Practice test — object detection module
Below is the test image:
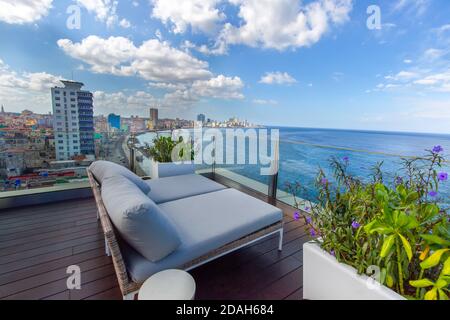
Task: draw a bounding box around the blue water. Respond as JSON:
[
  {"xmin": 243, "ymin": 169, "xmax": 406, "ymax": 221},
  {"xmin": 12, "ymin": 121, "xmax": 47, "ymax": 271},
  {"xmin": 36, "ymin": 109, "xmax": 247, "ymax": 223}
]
[{"xmin": 138, "ymin": 127, "xmax": 450, "ymax": 204}]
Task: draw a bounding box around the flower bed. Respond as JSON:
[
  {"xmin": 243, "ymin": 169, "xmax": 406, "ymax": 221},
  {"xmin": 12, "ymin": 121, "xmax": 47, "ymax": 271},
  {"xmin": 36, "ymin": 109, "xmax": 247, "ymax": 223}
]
[{"xmin": 288, "ymin": 146, "xmax": 449, "ymax": 300}]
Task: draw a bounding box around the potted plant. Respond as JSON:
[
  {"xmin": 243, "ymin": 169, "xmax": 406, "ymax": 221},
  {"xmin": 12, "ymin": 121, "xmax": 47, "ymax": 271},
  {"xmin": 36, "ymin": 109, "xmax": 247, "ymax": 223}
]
[
  {"xmin": 288, "ymin": 146, "xmax": 449, "ymax": 300},
  {"xmin": 146, "ymin": 136, "xmax": 195, "ymax": 179}
]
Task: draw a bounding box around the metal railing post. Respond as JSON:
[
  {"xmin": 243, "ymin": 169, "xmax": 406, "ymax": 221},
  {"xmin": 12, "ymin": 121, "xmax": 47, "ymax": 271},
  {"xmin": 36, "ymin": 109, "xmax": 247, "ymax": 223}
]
[{"xmin": 268, "ymin": 138, "xmax": 279, "ymax": 203}]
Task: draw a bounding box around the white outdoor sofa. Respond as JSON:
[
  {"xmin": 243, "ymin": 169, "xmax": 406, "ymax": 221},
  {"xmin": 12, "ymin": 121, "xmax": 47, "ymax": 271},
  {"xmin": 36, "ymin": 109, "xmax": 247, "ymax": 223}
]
[{"xmin": 87, "ymin": 161, "xmax": 284, "ymax": 300}]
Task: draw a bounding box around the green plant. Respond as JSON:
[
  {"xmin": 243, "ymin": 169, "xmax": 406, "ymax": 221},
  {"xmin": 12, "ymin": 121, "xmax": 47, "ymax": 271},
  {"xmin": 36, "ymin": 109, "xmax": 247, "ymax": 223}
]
[
  {"xmin": 146, "ymin": 136, "xmax": 194, "ymax": 163},
  {"xmin": 289, "ymin": 147, "xmax": 449, "ymax": 300}
]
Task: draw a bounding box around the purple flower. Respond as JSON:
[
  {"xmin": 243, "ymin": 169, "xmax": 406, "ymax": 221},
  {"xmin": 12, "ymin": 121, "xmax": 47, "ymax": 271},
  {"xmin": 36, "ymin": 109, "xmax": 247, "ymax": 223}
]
[
  {"xmin": 305, "ymin": 216, "xmax": 312, "ymax": 224},
  {"xmin": 310, "ymin": 229, "xmax": 316, "ymax": 237},
  {"xmin": 343, "ymin": 156, "xmax": 349, "ymax": 163},
  {"xmin": 395, "ymin": 176, "xmax": 403, "ymax": 185},
  {"xmin": 438, "ymin": 172, "xmax": 448, "ymax": 182},
  {"xmin": 330, "ymin": 250, "xmax": 336, "ymax": 257},
  {"xmin": 320, "ymin": 178, "xmax": 328, "ymax": 186},
  {"xmin": 293, "ymin": 211, "xmax": 301, "ymax": 221},
  {"xmin": 304, "ymin": 206, "xmax": 311, "ymax": 212},
  {"xmin": 428, "ymin": 190, "xmax": 438, "ymax": 198},
  {"xmin": 432, "ymin": 145, "xmax": 444, "ymax": 153},
  {"xmin": 351, "ymin": 221, "xmax": 361, "ymax": 229}
]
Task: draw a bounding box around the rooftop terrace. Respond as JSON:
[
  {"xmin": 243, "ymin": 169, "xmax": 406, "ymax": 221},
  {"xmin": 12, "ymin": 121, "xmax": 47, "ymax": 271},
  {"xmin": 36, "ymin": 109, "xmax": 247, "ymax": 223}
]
[{"xmin": 0, "ymin": 174, "xmax": 308, "ymax": 300}]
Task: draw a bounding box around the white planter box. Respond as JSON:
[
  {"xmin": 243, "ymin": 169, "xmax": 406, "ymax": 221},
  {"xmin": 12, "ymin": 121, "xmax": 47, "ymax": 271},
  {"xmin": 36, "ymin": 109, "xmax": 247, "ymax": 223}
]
[
  {"xmin": 303, "ymin": 241, "xmax": 405, "ymax": 300},
  {"xmin": 150, "ymin": 160, "xmax": 195, "ymax": 179}
]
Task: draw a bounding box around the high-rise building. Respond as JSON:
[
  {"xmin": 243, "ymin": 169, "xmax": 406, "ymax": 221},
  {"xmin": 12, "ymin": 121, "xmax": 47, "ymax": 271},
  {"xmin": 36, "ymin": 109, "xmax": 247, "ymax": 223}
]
[
  {"xmin": 107, "ymin": 113, "xmax": 121, "ymax": 130},
  {"xmin": 150, "ymin": 108, "xmax": 158, "ymax": 128},
  {"xmin": 197, "ymin": 114, "xmax": 206, "ymax": 123},
  {"xmin": 51, "ymin": 81, "xmax": 95, "ymax": 161}
]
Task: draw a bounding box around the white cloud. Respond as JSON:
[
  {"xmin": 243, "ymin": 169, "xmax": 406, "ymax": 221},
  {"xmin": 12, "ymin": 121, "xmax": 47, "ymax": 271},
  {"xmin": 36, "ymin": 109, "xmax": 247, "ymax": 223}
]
[
  {"xmin": 217, "ymin": 0, "xmax": 352, "ymax": 51},
  {"xmin": 259, "ymin": 72, "xmax": 297, "ymax": 85},
  {"xmin": 403, "ymin": 59, "xmax": 413, "ymax": 64},
  {"xmin": 414, "ymin": 70, "xmax": 450, "ymax": 92},
  {"xmin": 0, "ymin": 59, "xmax": 63, "ymax": 113},
  {"xmin": 154, "ymin": 0, "xmax": 353, "ymax": 54},
  {"xmin": 162, "ymin": 75, "xmax": 245, "ymax": 106},
  {"xmin": 148, "ymin": 82, "xmax": 187, "ymax": 91},
  {"xmin": 132, "ymin": 1, "xmax": 139, "ymax": 7},
  {"xmin": 0, "ymin": 60, "xmax": 62, "ymax": 91},
  {"xmin": 385, "ymin": 71, "xmax": 418, "ymax": 81},
  {"xmin": 423, "ymin": 48, "xmax": 446, "ymax": 61},
  {"xmin": 94, "ymin": 90, "xmax": 158, "ymax": 116},
  {"xmin": 57, "ymin": 35, "xmax": 244, "ymax": 108},
  {"xmin": 191, "ymin": 75, "xmax": 244, "ymax": 99},
  {"xmin": 119, "ymin": 18, "xmax": 131, "ymax": 28},
  {"xmin": 57, "ymin": 36, "xmax": 212, "ymax": 83},
  {"xmin": 252, "ymin": 99, "xmax": 278, "ymax": 105},
  {"xmin": 77, "ymin": 0, "xmax": 129, "ymax": 28},
  {"xmin": 151, "ymin": 0, "xmax": 225, "ymax": 34},
  {"xmin": 181, "ymin": 40, "xmax": 227, "ymax": 56},
  {"xmin": 392, "ymin": 0, "xmax": 430, "ymax": 16},
  {"xmin": 0, "ymin": 0, "xmax": 53, "ymax": 24}
]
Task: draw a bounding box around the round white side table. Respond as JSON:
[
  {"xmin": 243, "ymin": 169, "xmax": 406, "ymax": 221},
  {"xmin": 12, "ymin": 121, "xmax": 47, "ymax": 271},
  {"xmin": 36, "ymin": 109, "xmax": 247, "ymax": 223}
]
[{"xmin": 138, "ymin": 269, "xmax": 196, "ymax": 300}]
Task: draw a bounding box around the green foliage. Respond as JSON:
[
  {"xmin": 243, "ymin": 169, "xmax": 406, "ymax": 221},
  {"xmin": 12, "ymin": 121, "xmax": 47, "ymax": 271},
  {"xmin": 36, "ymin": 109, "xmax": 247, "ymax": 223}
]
[
  {"xmin": 289, "ymin": 150, "xmax": 449, "ymax": 299},
  {"xmin": 146, "ymin": 136, "xmax": 194, "ymax": 163}
]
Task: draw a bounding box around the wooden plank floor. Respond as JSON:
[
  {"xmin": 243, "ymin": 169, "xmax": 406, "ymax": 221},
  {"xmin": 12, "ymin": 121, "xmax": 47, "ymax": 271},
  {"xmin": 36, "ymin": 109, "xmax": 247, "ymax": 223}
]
[{"xmin": 0, "ymin": 175, "xmax": 309, "ymax": 300}]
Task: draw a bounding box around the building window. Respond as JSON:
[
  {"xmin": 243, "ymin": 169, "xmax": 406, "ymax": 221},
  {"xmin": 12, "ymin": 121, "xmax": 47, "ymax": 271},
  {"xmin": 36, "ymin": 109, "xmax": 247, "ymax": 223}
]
[
  {"xmin": 55, "ymin": 90, "xmax": 60, "ymax": 94},
  {"xmin": 58, "ymin": 140, "xmax": 64, "ymax": 143},
  {"xmin": 55, "ymin": 97, "xmax": 60, "ymax": 100},
  {"xmin": 59, "ymin": 147, "xmax": 64, "ymax": 150},
  {"xmin": 70, "ymin": 92, "xmax": 75, "ymax": 95}
]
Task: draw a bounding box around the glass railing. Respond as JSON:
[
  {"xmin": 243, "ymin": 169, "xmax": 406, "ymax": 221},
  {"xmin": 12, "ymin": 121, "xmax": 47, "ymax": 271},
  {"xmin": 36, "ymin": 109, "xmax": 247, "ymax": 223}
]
[
  {"xmin": 0, "ymin": 131, "xmax": 131, "ymax": 197},
  {"xmin": 6, "ymin": 125, "xmax": 447, "ymax": 211},
  {"xmin": 134, "ymin": 127, "xmax": 450, "ymax": 208}
]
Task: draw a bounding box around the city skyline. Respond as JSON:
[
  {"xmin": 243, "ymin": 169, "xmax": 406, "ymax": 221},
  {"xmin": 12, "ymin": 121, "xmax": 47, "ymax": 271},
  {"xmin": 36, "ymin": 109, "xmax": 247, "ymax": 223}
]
[{"xmin": 0, "ymin": 1, "xmax": 449, "ymax": 134}]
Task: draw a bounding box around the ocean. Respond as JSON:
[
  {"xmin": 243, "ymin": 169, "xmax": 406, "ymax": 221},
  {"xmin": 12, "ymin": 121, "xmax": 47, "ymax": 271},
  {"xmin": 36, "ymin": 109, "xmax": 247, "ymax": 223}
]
[{"xmin": 137, "ymin": 127, "xmax": 450, "ymax": 204}]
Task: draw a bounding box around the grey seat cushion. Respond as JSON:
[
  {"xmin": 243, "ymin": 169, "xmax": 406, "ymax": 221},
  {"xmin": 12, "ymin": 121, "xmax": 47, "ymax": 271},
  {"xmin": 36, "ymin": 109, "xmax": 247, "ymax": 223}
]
[
  {"xmin": 146, "ymin": 174, "xmax": 227, "ymax": 204},
  {"xmin": 120, "ymin": 188, "xmax": 283, "ymax": 282},
  {"xmin": 101, "ymin": 175, "xmax": 180, "ymax": 262},
  {"xmin": 90, "ymin": 160, "xmax": 150, "ymax": 194}
]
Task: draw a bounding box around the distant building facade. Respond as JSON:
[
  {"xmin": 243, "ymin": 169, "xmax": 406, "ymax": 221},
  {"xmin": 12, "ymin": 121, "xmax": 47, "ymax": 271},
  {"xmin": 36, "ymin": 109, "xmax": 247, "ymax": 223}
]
[
  {"xmin": 51, "ymin": 81, "xmax": 95, "ymax": 161},
  {"xmin": 197, "ymin": 113, "xmax": 206, "ymax": 123},
  {"xmin": 107, "ymin": 113, "xmax": 121, "ymax": 130},
  {"xmin": 150, "ymin": 108, "xmax": 159, "ymax": 128}
]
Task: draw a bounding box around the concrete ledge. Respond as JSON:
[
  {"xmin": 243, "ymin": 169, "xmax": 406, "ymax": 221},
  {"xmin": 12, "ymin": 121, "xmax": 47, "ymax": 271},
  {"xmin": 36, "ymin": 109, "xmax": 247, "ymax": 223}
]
[{"xmin": 0, "ymin": 185, "xmax": 93, "ymax": 210}]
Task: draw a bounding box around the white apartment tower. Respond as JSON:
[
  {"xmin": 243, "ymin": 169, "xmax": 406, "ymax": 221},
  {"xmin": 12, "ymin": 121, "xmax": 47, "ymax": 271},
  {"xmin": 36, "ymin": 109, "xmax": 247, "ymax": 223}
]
[{"xmin": 51, "ymin": 81, "xmax": 95, "ymax": 161}]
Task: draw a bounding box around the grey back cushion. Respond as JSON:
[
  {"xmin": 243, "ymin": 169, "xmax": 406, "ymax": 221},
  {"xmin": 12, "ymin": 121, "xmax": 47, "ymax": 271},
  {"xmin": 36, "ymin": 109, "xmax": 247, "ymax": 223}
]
[
  {"xmin": 101, "ymin": 175, "xmax": 181, "ymax": 262},
  {"xmin": 89, "ymin": 160, "xmax": 150, "ymax": 194}
]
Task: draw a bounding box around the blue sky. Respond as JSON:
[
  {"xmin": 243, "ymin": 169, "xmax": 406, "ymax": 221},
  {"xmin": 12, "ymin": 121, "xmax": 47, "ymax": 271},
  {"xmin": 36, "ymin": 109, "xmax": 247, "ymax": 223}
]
[{"xmin": 0, "ymin": 0, "xmax": 449, "ymax": 133}]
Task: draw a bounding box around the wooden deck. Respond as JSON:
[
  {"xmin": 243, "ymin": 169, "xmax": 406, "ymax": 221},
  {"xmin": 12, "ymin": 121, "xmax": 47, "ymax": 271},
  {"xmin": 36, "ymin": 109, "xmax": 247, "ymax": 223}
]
[{"xmin": 0, "ymin": 175, "xmax": 309, "ymax": 300}]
